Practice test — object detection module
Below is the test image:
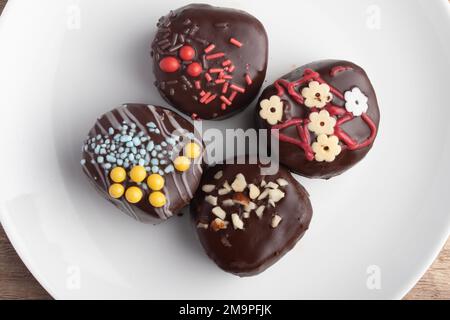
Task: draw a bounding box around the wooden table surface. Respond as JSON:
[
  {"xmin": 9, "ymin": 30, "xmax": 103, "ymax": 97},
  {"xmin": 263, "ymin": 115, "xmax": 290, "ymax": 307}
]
[{"xmin": 0, "ymin": 0, "xmax": 449, "ymax": 300}]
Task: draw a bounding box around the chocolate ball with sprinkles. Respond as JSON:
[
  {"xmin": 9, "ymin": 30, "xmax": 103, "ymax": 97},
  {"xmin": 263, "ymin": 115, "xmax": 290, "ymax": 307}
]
[
  {"xmin": 81, "ymin": 104, "xmax": 204, "ymax": 224},
  {"xmin": 190, "ymin": 158, "xmax": 313, "ymax": 276},
  {"xmin": 151, "ymin": 4, "xmax": 268, "ymax": 120},
  {"xmin": 256, "ymin": 60, "xmax": 380, "ymax": 179}
]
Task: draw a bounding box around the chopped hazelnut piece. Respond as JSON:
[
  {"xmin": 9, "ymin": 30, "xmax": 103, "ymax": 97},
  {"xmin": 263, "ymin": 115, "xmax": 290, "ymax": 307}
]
[
  {"xmin": 271, "ymin": 215, "xmax": 282, "ymax": 228},
  {"xmin": 232, "ymin": 192, "xmax": 250, "ymax": 206},
  {"xmin": 269, "ymin": 189, "xmax": 285, "ymax": 203},
  {"xmin": 231, "ymin": 213, "xmax": 244, "ymax": 230},
  {"xmin": 214, "ymin": 170, "xmax": 223, "ymax": 180},
  {"xmin": 266, "ymin": 182, "xmax": 279, "ymax": 189},
  {"xmin": 212, "ymin": 206, "xmax": 227, "ymax": 220},
  {"xmin": 211, "ymin": 218, "xmax": 229, "ymax": 231},
  {"xmin": 255, "ymin": 206, "xmax": 265, "ymax": 219},
  {"xmin": 276, "ymin": 178, "xmax": 289, "ymax": 187},
  {"xmin": 243, "ymin": 211, "xmax": 250, "ymax": 219},
  {"xmin": 231, "ymin": 173, "xmax": 247, "ymax": 192},
  {"xmin": 205, "ymin": 195, "xmax": 218, "ymax": 206},
  {"xmin": 202, "ymin": 185, "xmax": 216, "ymax": 193},
  {"xmin": 222, "ymin": 199, "xmax": 235, "ymax": 207},
  {"xmin": 260, "ymin": 180, "xmax": 267, "ymax": 187},
  {"xmin": 258, "ymin": 189, "xmax": 270, "ymax": 200},
  {"xmin": 197, "ymin": 222, "xmax": 209, "ymax": 229},
  {"xmin": 249, "ymin": 184, "xmax": 260, "ymax": 200}
]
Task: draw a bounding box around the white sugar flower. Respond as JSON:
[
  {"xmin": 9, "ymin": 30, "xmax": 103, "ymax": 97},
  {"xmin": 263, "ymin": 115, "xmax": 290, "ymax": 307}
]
[
  {"xmin": 259, "ymin": 95, "xmax": 283, "ymax": 125},
  {"xmin": 301, "ymin": 81, "xmax": 332, "ymax": 109},
  {"xmin": 312, "ymin": 134, "xmax": 342, "ymax": 162},
  {"xmin": 308, "ymin": 110, "xmax": 336, "ymax": 135},
  {"xmin": 344, "ymin": 87, "xmax": 369, "ymax": 116}
]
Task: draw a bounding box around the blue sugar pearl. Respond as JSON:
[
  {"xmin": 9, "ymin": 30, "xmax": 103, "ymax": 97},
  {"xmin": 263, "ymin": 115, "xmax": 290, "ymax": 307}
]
[
  {"xmin": 120, "ymin": 153, "xmax": 127, "ymax": 160},
  {"xmin": 151, "ymin": 150, "xmax": 157, "ymax": 157},
  {"xmin": 126, "ymin": 141, "xmax": 134, "ymax": 148},
  {"xmin": 145, "ymin": 154, "xmax": 151, "ymax": 162},
  {"xmin": 125, "ymin": 148, "xmax": 130, "ymax": 153},
  {"xmin": 90, "ymin": 143, "xmax": 96, "ymax": 149},
  {"xmin": 146, "ymin": 141, "xmax": 154, "ymax": 152},
  {"xmin": 117, "ymin": 159, "xmax": 123, "ymax": 166},
  {"xmin": 105, "ymin": 139, "xmax": 110, "ymax": 144},
  {"xmin": 131, "ymin": 147, "xmax": 137, "ymax": 154},
  {"xmin": 145, "ymin": 167, "xmax": 151, "ymax": 172},
  {"xmin": 108, "ymin": 128, "xmax": 114, "ymax": 135},
  {"xmin": 131, "ymin": 123, "xmax": 136, "ymax": 129},
  {"xmin": 155, "ymin": 129, "xmax": 160, "ymax": 135},
  {"xmin": 157, "ymin": 153, "xmax": 164, "ymax": 159},
  {"xmin": 155, "ymin": 145, "xmax": 162, "ymax": 151},
  {"xmin": 94, "ymin": 145, "xmax": 101, "ymax": 154},
  {"xmin": 151, "ymin": 159, "xmax": 159, "ymax": 165},
  {"xmin": 104, "ymin": 163, "xmax": 112, "ymax": 170},
  {"xmin": 158, "ymin": 170, "xmax": 164, "ymax": 176},
  {"xmin": 151, "ymin": 166, "xmax": 159, "ymax": 173},
  {"xmin": 132, "ymin": 137, "xmax": 141, "ymax": 146},
  {"xmin": 106, "ymin": 155, "xmax": 116, "ymax": 163},
  {"xmin": 162, "ymin": 150, "xmax": 168, "ymax": 155},
  {"xmin": 128, "ymin": 154, "xmax": 135, "ymax": 161},
  {"xmin": 97, "ymin": 156, "xmax": 104, "ymax": 164},
  {"xmin": 80, "ymin": 159, "xmax": 86, "ymax": 165},
  {"xmin": 138, "ymin": 132, "xmax": 144, "ymax": 137},
  {"xmin": 139, "ymin": 149, "xmax": 146, "ymax": 156},
  {"xmin": 136, "ymin": 155, "xmax": 141, "ymax": 160},
  {"xmin": 161, "ymin": 142, "xmax": 168, "ymax": 147},
  {"xmin": 166, "ymin": 138, "xmax": 176, "ymax": 145},
  {"xmin": 160, "ymin": 160, "xmax": 167, "ymax": 165},
  {"xmin": 100, "ymin": 148, "xmax": 107, "ymax": 155},
  {"xmin": 91, "ymin": 159, "xmax": 96, "ymax": 164},
  {"xmin": 138, "ymin": 159, "xmax": 145, "ymax": 166},
  {"xmin": 110, "ymin": 145, "xmax": 116, "ymax": 151},
  {"xmin": 164, "ymin": 165, "xmax": 174, "ymax": 173},
  {"xmin": 96, "ymin": 134, "xmax": 102, "ymax": 140},
  {"xmin": 122, "ymin": 125, "xmax": 128, "ymax": 130},
  {"xmin": 118, "ymin": 147, "xmax": 124, "ymax": 153},
  {"xmin": 120, "ymin": 135, "xmax": 132, "ymax": 143},
  {"xmin": 147, "ymin": 122, "xmax": 157, "ymax": 128}
]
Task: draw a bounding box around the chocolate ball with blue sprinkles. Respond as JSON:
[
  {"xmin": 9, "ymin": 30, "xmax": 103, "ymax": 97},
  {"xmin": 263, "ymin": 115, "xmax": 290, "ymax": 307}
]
[{"xmin": 81, "ymin": 104, "xmax": 204, "ymax": 224}]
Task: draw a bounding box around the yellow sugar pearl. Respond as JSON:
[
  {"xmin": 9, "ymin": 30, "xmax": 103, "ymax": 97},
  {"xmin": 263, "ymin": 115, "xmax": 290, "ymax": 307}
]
[
  {"xmin": 149, "ymin": 191, "xmax": 167, "ymax": 208},
  {"xmin": 125, "ymin": 186, "xmax": 143, "ymax": 204},
  {"xmin": 109, "ymin": 183, "xmax": 125, "ymax": 199},
  {"xmin": 174, "ymin": 156, "xmax": 191, "ymax": 172},
  {"xmin": 147, "ymin": 174, "xmax": 165, "ymax": 191},
  {"xmin": 129, "ymin": 166, "xmax": 147, "ymax": 183},
  {"xmin": 185, "ymin": 142, "xmax": 201, "ymax": 159},
  {"xmin": 110, "ymin": 167, "xmax": 126, "ymax": 183}
]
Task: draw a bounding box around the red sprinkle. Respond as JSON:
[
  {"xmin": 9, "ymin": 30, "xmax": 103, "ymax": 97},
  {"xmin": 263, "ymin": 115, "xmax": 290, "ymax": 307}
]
[
  {"xmin": 222, "ymin": 82, "xmax": 229, "ymax": 94},
  {"xmin": 228, "ymin": 65, "xmax": 236, "ymax": 73},
  {"xmin": 195, "ymin": 81, "xmax": 201, "ymax": 90},
  {"xmin": 223, "ymin": 75, "xmax": 233, "ymax": 80},
  {"xmin": 204, "ymin": 44, "xmax": 216, "ymax": 53},
  {"xmin": 200, "ymin": 92, "xmax": 212, "ymax": 104},
  {"xmin": 221, "ymin": 103, "xmax": 227, "ymax": 110},
  {"xmin": 209, "ymin": 68, "xmax": 223, "ymax": 74},
  {"xmin": 215, "ymin": 79, "xmax": 226, "ymax": 84},
  {"xmin": 245, "ymin": 74, "xmax": 253, "ymax": 85},
  {"xmin": 220, "ymin": 95, "xmax": 232, "ymax": 106},
  {"xmin": 230, "ymin": 38, "xmax": 243, "ymax": 48},
  {"xmin": 222, "ymin": 60, "xmax": 232, "ymax": 67},
  {"xmin": 200, "ymin": 91, "xmax": 206, "ymax": 97},
  {"xmin": 206, "ymin": 52, "xmax": 225, "ymax": 60},
  {"xmin": 230, "ymin": 84, "xmax": 245, "ymax": 93},
  {"xmin": 205, "ymin": 73, "xmax": 212, "ymax": 82},
  {"xmin": 204, "ymin": 94, "xmax": 217, "ymax": 104},
  {"xmin": 229, "ymin": 91, "xmax": 237, "ymax": 102}
]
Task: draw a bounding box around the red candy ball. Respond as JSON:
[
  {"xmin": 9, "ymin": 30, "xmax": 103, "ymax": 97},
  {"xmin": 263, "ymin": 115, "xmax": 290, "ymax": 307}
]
[
  {"xmin": 159, "ymin": 57, "xmax": 180, "ymax": 73},
  {"xmin": 179, "ymin": 45, "xmax": 196, "ymax": 61},
  {"xmin": 187, "ymin": 62, "xmax": 203, "ymax": 77}
]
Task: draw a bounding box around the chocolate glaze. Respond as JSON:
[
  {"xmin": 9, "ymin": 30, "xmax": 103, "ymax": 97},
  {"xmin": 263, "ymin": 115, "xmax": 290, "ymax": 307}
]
[
  {"xmin": 81, "ymin": 104, "xmax": 203, "ymax": 224},
  {"xmin": 151, "ymin": 4, "xmax": 268, "ymax": 120},
  {"xmin": 256, "ymin": 60, "xmax": 380, "ymax": 179},
  {"xmin": 190, "ymin": 159, "xmax": 313, "ymax": 276}
]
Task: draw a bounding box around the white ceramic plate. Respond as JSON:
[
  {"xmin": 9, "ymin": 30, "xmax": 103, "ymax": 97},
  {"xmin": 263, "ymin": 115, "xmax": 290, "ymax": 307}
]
[{"xmin": 0, "ymin": 0, "xmax": 449, "ymax": 300}]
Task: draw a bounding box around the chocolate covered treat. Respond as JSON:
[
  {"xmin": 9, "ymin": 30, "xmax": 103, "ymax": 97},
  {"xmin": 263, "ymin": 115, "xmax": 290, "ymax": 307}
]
[
  {"xmin": 256, "ymin": 60, "xmax": 380, "ymax": 179},
  {"xmin": 151, "ymin": 4, "xmax": 268, "ymax": 120},
  {"xmin": 81, "ymin": 104, "xmax": 203, "ymax": 224},
  {"xmin": 191, "ymin": 160, "xmax": 313, "ymax": 276}
]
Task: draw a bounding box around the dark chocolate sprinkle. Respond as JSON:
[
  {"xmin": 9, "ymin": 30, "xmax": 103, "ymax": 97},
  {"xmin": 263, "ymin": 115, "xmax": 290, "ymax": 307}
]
[
  {"xmin": 158, "ymin": 39, "xmax": 170, "ymax": 46},
  {"xmin": 202, "ymin": 55, "xmax": 208, "ymax": 69},
  {"xmin": 194, "ymin": 38, "xmax": 208, "ymax": 45},
  {"xmin": 214, "ymin": 22, "xmax": 229, "ymax": 28},
  {"xmin": 160, "ymin": 43, "xmax": 171, "ymax": 50},
  {"xmin": 182, "ymin": 85, "xmax": 188, "ymax": 91},
  {"xmin": 183, "ymin": 28, "xmax": 190, "ymax": 35},
  {"xmin": 160, "ymin": 82, "xmax": 166, "ymax": 90},
  {"xmin": 179, "ymin": 34, "xmax": 185, "ymax": 43},
  {"xmin": 159, "ymin": 27, "xmax": 170, "ymax": 33},
  {"xmin": 181, "ymin": 76, "xmax": 193, "ymax": 88},
  {"xmin": 161, "ymin": 32, "xmax": 171, "ymax": 39},
  {"xmin": 169, "ymin": 43, "xmax": 184, "ymax": 52},
  {"xmin": 171, "ymin": 33, "xmax": 179, "ymax": 46},
  {"xmin": 183, "ymin": 19, "xmax": 192, "ymax": 26},
  {"xmin": 163, "ymin": 20, "xmax": 171, "ymax": 28},
  {"xmin": 182, "ymin": 60, "xmax": 193, "ymax": 65},
  {"xmin": 189, "ymin": 25, "xmax": 200, "ymax": 36},
  {"xmin": 167, "ymin": 80, "xmax": 179, "ymax": 85},
  {"xmin": 169, "ymin": 88, "xmax": 175, "ymax": 96}
]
